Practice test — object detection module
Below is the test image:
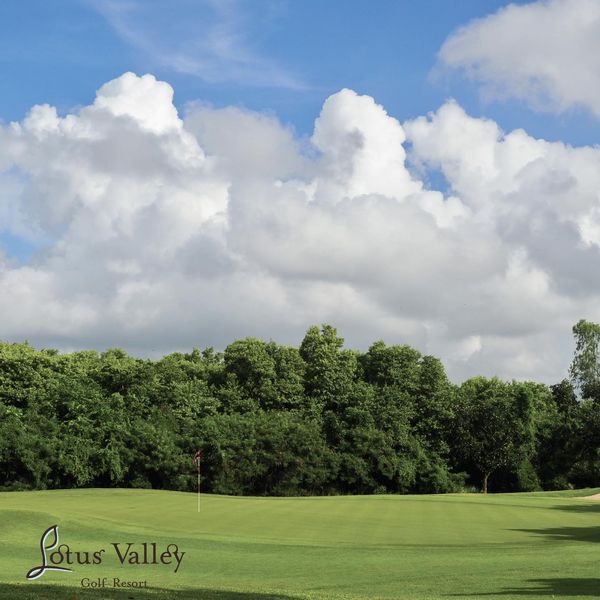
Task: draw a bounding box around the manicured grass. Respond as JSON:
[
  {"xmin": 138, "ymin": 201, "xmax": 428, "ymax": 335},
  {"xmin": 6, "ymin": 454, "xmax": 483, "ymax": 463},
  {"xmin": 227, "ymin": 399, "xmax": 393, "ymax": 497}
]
[{"xmin": 2, "ymin": 488, "xmax": 600, "ymax": 599}]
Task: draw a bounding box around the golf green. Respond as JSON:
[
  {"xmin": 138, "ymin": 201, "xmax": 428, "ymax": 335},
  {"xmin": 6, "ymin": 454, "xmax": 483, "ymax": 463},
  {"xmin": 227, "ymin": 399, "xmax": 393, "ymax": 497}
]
[{"xmin": 2, "ymin": 488, "xmax": 600, "ymax": 599}]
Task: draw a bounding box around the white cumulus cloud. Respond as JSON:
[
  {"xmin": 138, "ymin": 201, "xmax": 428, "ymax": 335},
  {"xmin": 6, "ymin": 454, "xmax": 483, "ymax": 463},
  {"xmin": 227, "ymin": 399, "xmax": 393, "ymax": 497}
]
[
  {"xmin": 1, "ymin": 72, "xmax": 599, "ymax": 382},
  {"xmin": 439, "ymin": 0, "xmax": 600, "ymax": 117}
]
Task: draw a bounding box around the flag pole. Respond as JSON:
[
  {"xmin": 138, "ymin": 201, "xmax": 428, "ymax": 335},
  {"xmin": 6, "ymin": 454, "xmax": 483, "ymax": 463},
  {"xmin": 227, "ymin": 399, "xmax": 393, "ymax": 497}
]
[{"xmin": 194, "ymin": 450, "xmax": 201, "ymax": 513}]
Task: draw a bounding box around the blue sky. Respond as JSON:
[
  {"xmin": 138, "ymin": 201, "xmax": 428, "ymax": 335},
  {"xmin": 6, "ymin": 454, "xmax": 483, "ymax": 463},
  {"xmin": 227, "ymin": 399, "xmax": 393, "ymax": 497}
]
[{"xmin": 1, "ymin": 0, "xmax": 599, "ymax": 146}]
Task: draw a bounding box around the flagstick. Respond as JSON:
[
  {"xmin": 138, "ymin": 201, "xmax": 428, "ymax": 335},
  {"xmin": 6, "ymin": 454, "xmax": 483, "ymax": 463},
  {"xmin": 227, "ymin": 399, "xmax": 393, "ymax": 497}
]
[{"xmin": 197, "ymin": 457, "xmax": 200, "ymax": 513}]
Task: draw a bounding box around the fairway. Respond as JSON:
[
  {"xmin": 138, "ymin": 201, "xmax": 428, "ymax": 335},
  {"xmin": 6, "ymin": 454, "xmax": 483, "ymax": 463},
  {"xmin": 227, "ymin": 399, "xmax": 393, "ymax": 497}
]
[{"xmin": 2, "ymin": 489, "xmax": 600, "ymax": 599}]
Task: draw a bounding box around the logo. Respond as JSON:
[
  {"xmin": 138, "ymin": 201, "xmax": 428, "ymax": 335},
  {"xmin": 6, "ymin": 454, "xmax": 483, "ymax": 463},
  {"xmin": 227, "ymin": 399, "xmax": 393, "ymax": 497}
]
[
  {"xmin": 26, "ymin": 525, "xmax": 73, "ymax": 580},
  {"xmin": 26, "ymin": 525, "xmax": 186, "ymax": 581}
]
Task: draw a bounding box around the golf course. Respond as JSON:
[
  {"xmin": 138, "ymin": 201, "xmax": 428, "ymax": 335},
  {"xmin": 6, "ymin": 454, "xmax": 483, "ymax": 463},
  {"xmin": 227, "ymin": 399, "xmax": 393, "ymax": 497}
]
[{"xmin": 3, "ymin": 488, "xmax": 600, "ymax": 599}]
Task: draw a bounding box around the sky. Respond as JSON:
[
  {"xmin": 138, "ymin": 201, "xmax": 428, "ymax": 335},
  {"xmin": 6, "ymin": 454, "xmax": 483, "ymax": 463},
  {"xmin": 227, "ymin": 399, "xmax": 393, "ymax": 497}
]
[{"xmin": 1, "ymin": 0, "xmax": 600, "ymax": 382}]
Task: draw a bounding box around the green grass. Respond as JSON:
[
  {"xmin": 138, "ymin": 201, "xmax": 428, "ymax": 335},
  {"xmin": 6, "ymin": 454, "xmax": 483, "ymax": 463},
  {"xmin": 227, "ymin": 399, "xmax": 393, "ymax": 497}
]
[{"xmin": 2, "ymin": 487, "xmax": 600, "ymax": 599}]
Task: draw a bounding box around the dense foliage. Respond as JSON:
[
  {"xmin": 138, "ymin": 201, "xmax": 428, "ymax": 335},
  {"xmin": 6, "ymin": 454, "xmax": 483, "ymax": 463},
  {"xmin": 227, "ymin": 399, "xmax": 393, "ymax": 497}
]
[{"xmin": 1, "ymin": 323, "xmax": 599, "ymax": 495}]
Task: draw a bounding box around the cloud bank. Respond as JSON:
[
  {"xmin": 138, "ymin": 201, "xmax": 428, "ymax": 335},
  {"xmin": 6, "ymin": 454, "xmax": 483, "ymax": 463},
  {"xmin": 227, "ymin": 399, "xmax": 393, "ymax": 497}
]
[
  {"xmin": 1, "ymin": 72, "xmax": 599, "ymax": 382},
  {"xmin": 439, "ymin": 0, "xmax": 600, "ymax": 117}
]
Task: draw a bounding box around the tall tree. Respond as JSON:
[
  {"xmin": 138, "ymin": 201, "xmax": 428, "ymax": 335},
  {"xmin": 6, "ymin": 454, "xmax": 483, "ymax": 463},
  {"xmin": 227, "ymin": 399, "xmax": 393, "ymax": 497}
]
[{"xmin": 570, "ymin": 319, "xmax": 600, "ymax": 400}]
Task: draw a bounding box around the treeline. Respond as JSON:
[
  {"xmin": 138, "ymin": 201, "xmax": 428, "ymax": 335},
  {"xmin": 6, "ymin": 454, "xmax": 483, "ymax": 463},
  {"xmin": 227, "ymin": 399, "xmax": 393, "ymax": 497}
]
[{"xmin": 2, "ymin": 323, "xmax": 600, "ymax": 496}]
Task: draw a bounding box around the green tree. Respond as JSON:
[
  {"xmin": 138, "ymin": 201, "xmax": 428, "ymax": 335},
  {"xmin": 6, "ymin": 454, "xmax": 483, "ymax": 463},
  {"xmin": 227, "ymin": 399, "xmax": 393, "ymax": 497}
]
[
  {"xmin": 535, "ymin": 380, "xmax": 579, "ymax": 489},
  {"xmin": 299, "ymin": 325, "xmax": 357, "ymax": 411},
  {"xmin": 453, "ymin": 378, "xmax": 536, "ymax": 493},
  {"xmin": 224, "ymin": 338, "xmax": 278, "ymax": 409},
  {"xmin": 570, "ymin": 319, "xmax": 600, "ymax": 400},
  {"xmin": 361, "ymin": 341, "xmax": 421, "ymax": 394}
]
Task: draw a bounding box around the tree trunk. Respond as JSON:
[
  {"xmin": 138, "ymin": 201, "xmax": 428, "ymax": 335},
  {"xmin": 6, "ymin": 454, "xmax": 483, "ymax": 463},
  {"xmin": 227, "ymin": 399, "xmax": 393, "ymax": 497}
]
[{"xmin": 483, "ymin": 473, "xmax": 489, "ymax": 494}]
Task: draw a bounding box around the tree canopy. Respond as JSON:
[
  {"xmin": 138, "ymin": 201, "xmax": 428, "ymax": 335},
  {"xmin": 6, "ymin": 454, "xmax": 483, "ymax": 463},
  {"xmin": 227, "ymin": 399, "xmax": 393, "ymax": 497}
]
[{"xmin": 0, "ymin": 322, "xmax": 598, "ymax": 495}]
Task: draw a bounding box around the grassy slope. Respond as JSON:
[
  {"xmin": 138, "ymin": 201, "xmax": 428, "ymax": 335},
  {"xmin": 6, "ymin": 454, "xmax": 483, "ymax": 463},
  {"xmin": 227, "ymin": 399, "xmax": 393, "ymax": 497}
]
[{"xmin": 2, "ymin": 488, "xmax": 600, "ymax": 599}]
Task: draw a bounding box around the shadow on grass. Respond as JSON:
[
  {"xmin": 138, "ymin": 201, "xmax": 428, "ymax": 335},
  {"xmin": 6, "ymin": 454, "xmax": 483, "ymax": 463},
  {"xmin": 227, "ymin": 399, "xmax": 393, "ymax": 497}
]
[
  {"xmin": 510, "ymin": 525, "xmax": 600, "ymax": 543},
  {"xmin": 0, "ymin": 583, "xmax": 302, "ymax": 600},
  {"xmin": 450, "ymin": 578, "xmax": 600, "ymax": 596},
  {"xmin": 551, "ymin": 501, "xmax": 600, "ymax": 514}
]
